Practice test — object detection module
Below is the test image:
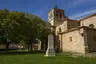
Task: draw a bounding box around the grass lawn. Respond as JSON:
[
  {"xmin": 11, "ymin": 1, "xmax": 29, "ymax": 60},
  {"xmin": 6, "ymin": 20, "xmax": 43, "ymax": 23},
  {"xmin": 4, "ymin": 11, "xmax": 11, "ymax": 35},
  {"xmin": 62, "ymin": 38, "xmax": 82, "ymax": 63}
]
[{"xmin": 0, "ymin": 52, "xmax": 96, "ymax": 64}]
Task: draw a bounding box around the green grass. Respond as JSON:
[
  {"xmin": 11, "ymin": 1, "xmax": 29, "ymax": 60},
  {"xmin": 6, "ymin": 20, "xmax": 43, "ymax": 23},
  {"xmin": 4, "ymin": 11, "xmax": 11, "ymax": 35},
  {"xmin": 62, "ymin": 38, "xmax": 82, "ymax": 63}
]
[{"xmin": 0, "ymin": 52, "xmax": 96, "ymax": 64}]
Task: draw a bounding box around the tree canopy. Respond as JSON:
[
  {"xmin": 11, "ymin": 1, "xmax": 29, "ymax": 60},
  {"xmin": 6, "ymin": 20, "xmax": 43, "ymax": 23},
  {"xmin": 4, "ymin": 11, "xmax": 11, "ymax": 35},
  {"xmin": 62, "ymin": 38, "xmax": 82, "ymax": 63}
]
[{"xmin": 0, "ymin": 9, "xmax": 50, "ymax": 51}]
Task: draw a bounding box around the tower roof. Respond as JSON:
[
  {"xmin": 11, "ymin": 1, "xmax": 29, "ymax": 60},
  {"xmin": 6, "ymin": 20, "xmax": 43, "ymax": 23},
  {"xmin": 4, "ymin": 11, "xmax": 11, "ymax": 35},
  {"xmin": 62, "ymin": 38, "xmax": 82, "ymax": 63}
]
[{"xmin": 48, "ymin": 7, "xmax": 64, "ymax": 13}]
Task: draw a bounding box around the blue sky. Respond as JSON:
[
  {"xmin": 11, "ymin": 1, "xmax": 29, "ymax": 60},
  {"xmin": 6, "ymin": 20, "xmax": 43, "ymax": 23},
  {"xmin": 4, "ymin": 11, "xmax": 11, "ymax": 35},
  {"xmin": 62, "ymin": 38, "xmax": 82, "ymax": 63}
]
[{"xmin": 0, "ymin": 0, "xmax": 96, "ymax": 21}]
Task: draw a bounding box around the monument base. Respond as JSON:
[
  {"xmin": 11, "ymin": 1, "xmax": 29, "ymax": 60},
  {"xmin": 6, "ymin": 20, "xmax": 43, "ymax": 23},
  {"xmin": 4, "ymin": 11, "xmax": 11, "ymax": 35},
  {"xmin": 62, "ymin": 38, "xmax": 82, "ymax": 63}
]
[{"xmin": 45, "ymin": 48, "xmax": 55, "ymax": 56}]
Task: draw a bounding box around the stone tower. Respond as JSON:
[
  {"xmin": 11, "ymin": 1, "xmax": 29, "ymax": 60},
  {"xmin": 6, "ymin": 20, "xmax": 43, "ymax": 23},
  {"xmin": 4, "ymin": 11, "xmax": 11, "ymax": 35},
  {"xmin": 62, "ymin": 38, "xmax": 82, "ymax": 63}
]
[
  {"xmin": 48, "ymin": 7, "xmax": 67, "ymax": 52},
  {"xmin": 48, "ymin": 7, "xmax": 66, "ymax": 26}
]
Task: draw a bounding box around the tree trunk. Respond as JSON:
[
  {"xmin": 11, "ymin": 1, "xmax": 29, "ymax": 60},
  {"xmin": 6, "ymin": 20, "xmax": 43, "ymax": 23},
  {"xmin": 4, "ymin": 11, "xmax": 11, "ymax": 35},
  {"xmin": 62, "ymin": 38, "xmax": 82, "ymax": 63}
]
[
  {"xmin": 28, "ymin": 43, "xmax": 30, "ymax": 51},
  {"xmin": 5, "ymin": 43, "xmax": 10, "ymax": 52},
  {"xmin": 30, "ymin": 43, "xmax": 32, "ymax": 51}
]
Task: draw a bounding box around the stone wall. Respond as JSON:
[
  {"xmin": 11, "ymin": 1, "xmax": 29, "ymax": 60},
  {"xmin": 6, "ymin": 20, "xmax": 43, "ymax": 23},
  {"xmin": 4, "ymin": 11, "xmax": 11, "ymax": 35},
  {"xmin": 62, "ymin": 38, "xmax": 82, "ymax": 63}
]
[
  {"xmin": 80, "ymin": 15, "xmax": 96, "ymax": 28},
  {"xmin": 61, "ymin": 28, "xmax": 85, "ymax": 53},
  {"xmin": 55, "ymin": 19, "xmax": 80, "ymax": 36},
  {"xmin": 48, "ymin": 9, "xmax": 54, "ymax": 26},
  {"xmin": 55, "ymin": 20, "xmax": 67, "ymax": 35},
  {"xmin": 85, "ymin": 28, "xmax": 96, "ymax": 52},
  {"xmin": 67, "ymin": 19, "xmax": 80, "ymax": 30},
  {"xmin": 48, "ymin": 8, "xmax": 66, "ymax": 26}
]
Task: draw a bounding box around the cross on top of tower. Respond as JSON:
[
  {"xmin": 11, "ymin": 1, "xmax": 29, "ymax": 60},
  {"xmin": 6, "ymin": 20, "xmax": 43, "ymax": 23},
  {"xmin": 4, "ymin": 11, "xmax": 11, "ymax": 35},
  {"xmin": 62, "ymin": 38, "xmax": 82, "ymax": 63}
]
[{"xmin": 53, "ymin": 5, "xmax": 58, "ymax": 9}]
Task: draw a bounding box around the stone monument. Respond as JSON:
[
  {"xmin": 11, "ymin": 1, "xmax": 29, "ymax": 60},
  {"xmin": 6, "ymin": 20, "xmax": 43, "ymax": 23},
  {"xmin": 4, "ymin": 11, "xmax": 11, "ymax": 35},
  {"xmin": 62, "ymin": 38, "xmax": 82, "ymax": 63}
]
[{"xmin": 45, "ymin": 26, "xmax": 55, "ymax": 56}]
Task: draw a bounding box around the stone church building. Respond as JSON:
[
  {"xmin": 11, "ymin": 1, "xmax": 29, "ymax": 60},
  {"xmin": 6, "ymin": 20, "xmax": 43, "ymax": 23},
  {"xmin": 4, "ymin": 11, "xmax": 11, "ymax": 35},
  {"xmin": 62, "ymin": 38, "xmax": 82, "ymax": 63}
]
[{"xmin": 48, "ymin": 7, "xmax": 96, "ymax": 54}]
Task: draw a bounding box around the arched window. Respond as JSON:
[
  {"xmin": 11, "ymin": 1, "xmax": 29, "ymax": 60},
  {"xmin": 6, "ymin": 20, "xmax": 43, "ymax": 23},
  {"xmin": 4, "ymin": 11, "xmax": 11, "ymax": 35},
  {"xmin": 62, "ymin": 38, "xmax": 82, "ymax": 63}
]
[
  {"xmin": 60, "ymin": 12, "xmax": 62, "ymax": 18},
  {"xmin": 60, "ymin": 14, "xmax": 61, "ymax": 18},
  {"xmin": 89, "ymin": 24, "xmax": 94, "ymax": 28},
  {"xmin": 56, "ymin": 14, "xmax": 58, "ymax": 17}
]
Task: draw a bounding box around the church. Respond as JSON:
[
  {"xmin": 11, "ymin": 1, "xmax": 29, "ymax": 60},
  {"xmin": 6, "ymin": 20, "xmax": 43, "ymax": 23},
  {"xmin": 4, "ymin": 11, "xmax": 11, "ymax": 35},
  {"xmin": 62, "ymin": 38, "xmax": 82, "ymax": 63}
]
[{"xmin": 48, "ymin": 7, "xmax": 96, "ymax": 54}]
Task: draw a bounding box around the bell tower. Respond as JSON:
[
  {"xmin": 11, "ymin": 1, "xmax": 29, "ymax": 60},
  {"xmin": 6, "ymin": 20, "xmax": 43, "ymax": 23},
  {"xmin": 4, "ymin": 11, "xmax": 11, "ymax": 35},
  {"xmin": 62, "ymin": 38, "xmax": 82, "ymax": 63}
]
[{"xmin": 48, "ymin": 7, "xmax": 66, "ymax": 26}]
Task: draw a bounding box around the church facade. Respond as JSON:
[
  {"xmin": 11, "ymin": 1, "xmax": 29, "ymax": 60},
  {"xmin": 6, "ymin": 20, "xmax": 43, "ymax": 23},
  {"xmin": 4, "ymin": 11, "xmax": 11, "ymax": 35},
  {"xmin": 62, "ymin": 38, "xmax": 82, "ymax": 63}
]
[{"xmin": 48, "ymin": 7, "xmax": 96, "ymax": 54}]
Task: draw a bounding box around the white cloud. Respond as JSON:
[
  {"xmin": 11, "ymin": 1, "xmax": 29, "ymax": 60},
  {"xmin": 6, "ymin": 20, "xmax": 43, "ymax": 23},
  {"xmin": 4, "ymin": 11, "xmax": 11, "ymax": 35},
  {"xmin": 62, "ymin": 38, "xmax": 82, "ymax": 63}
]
[
  {"xmin": 69, "ymin": 9, "xmax": 96, "ymax": 20},
  {"xmin": 65, "ymin": 0, "xmax": 88, "ymax": 8}
]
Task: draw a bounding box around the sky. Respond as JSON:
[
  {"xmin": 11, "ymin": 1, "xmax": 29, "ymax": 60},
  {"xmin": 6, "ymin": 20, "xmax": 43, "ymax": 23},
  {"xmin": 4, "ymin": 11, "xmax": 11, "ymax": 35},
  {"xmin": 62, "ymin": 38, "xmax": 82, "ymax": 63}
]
[{"xmin": 0, "ymin": 0, "xmax": 96, "ymax": 21}]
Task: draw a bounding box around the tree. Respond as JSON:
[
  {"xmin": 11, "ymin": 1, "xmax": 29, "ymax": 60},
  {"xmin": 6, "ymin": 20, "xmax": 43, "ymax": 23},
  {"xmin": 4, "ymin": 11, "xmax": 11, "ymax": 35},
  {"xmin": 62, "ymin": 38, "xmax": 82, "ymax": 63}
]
[
  {"xmin": 0, "ymin": 9, "xmax": 50, "ymax": 52},
  {"xmin": 0, "ymin": 10, "xmax": 30, "ymax": 52},
  {"xmin": 25, "ymin": 13, "xmax": 50, "ymax": 50}
]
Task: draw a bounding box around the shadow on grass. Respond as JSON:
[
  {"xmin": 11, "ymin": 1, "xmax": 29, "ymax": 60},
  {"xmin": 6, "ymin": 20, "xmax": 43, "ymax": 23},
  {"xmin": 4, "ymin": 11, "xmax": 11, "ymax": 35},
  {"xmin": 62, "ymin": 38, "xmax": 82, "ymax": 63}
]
[
  {"xmin": 44, "ymin": 57, "xmax": 56, "ymax": 59},
  {"xmin": 0, "ymin": 51, "xmax": 45, "ymax": 55}
]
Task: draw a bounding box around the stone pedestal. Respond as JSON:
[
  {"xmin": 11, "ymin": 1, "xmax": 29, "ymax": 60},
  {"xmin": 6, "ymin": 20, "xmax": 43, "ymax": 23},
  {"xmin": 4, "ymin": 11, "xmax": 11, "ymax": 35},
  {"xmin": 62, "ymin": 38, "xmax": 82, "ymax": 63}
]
[
  {"xmin": 45, "ymin": 49, "xmax": 55, "ymax": 56},
  {"xmin": 45, "ymin": 34, "xmax": 55, "ymax": 56}
]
